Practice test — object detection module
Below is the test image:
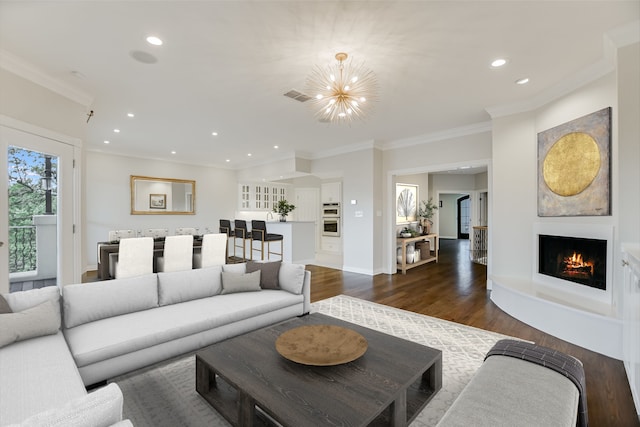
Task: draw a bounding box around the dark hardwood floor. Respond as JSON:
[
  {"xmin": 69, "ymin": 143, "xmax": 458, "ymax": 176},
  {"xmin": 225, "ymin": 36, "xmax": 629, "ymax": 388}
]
[{"xmin": 308, "ymin": 239, "xmax": 639, "ymax": 427}]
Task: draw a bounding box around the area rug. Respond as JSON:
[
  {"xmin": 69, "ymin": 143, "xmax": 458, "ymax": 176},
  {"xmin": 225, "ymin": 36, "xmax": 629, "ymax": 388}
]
[{"xmin": 110, "ymin": 295, "xmax": 516, "ymax": 426}]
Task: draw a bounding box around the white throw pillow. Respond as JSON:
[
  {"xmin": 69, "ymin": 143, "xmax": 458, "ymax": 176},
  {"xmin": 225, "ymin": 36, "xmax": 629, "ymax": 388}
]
[
  {"xmin": 63, "ymin": 274, "xmax": 158, "ymax": 329},
  {"xmin": 222, "ymin": 263, "xmax": 246, "ymax": 274},
  {"xmin": 0, "ymin": 300, "xmax": 60, "ymax": 348},
  {"xmin": 17, "ymin": 383, "xmax": 124, "ymax": 427},
  {"xmin": 279, "ymin": 263, "xmax": 306, "ymax": 295},
  {"xmin": 220, "ymin": 271, "xmax": 261, "ymax": 294},
  {"xmin": 157, "ymin": 265, "xmax": 222, "ymax": 306},
  {"xmin": 2, "ymin": 286, "xmax": 61, "ymax": 319}
]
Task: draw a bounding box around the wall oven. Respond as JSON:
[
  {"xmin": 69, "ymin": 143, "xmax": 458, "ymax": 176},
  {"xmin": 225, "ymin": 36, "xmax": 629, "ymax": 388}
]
[
  {"xmin": 322, "ymin": 203, "xmax": 340, "ymax": 218},
  {"xmin": 322, "ymin": 217, "xmax": 340, "ymax": 237}
]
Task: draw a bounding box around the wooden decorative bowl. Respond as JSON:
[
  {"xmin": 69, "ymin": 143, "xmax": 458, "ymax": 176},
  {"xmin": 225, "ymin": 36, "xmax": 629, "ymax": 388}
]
[{"xmin": 275, "ymin": 324, "xmax": 368, "ymax": 366}]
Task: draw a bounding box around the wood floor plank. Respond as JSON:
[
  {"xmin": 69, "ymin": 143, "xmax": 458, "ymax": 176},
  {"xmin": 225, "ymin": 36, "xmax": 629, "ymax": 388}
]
[{"xmin": 307, "ymin": 239, "xmax": 639, "ymax": 427}]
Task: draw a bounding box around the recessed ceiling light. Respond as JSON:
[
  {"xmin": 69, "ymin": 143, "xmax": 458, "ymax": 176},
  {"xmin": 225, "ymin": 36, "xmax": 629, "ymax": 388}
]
[
  {"xmin": 113, "ymin": 129, "xmax": 120, "ymax": 133},
  {"xmin": 171, "ymin": 151, "xmax": 176, "ymax": 154},
  {"xmin": 273, "ymin": 145, "xmax": 279, "ymax": 149},
  {"xmin": 491, "ymin": 58, "xmax": 507, "ymax": 68},
  {"xmin": 459, "ymin": 166, "xmax": 471, "ymax": 170},
  {"xmin": 146, "ymin": 36, "xmax": 163, "ymax": 46},
  {"xmin": 127, "ymin": 113, "xmax": 135, "ymax": 118},
  {"xmin": 515, "ymin": 77, "xmax": 530, "ymax": 85},
  {"xmin": 247, "ymin": 153, "xmax": 252, "ymax": 157},
  {"xmin": 103, "ymin": 140, "xmax": 110, "ymax": 144},
  {"xmin": 211, "ymin": 132, "xmax": 218, "ymax": 136},
  {"xmin": 225, "ymin": 159, "xmax": 230, "ymax": 162}
]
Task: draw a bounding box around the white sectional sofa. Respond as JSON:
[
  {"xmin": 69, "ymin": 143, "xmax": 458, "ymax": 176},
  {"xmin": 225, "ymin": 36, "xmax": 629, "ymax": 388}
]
[
  {"xmin": 0, "ymin": 261, "xmax": 310, "ymax": 426},
  {"xmin": 0, "ymin": 286, "xmax": 131, "ymax": 427}
]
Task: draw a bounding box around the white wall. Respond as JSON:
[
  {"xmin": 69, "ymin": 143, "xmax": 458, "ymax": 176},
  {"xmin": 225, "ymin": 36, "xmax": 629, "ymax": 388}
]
[
  {"xmin": 85, "ymin": 151, "xmax": 237, "ymax": 269},
  {"xmin": 311, "ymin": 147, "xmax": 378, "ymax": 274}
]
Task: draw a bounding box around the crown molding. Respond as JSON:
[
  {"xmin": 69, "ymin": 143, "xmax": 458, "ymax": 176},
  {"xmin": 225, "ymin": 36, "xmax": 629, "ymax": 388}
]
[
  {"xmin": 0, "ymin": 50, "xmax": 94, "ymax": 107},
  {"xmin": 381, "ymin": 121, "xmax": 492, "ymax": 151},
  {"xmin": 308, "ymin": 139, "xmax": 378, "ymax": 160}
]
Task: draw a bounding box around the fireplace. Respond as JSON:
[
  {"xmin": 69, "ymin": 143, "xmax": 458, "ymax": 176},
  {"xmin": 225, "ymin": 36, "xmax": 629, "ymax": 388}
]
[{"xmin": 538, "ymin": 234, "xmax": 607, "ymax": 291}]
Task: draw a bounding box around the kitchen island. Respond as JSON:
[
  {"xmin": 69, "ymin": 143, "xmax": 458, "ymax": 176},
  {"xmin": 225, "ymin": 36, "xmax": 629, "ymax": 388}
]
[{"xmin": 250, "ymin": 221, "xmax": 316, "ymax": 264}]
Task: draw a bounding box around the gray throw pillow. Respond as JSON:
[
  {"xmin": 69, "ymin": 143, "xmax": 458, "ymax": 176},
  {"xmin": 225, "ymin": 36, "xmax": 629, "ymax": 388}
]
[
  {"xmin": 246, "ymin": 260, "xmax": 282, "ymax": 289},
  {"xmin": 220, "ymin": 271, "xmax": 262, "ymax": 294},
  {"xmin": 0, "ymin": 300, "xmax": 61, "ymax": 348},
  {"xmin": 0, "ymin": 295, "xmax": 12, "ymax": 314}
]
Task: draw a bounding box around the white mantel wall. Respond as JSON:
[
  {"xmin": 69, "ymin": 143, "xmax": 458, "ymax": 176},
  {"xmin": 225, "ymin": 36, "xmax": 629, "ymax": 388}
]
[{"xmin": 489, "ymin": 38, "xmax": 640, "ymax": 358}]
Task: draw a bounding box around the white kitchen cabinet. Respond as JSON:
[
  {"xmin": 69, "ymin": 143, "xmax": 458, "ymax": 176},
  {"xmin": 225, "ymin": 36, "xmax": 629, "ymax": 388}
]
[
  {"xmin": 238, "ymin": 183, "xmax": 288, "ymax": 211},
  {"xmin": 321, "ymin": 236, "xmax": 341, "ymax": 253},
  {"xmin": 622, "ymin": 244, "xmax": 640, "ymax": 417},
  {"xmin": 322, "ymin": 182, "xmax": 342, "ymax": 203}
]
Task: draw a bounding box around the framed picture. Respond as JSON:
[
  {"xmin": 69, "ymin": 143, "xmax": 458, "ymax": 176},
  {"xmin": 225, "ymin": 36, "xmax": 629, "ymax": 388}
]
[
  {"xmin": 149, "ymin": 194, "xmax": 167, "ymax": 210},
  {"xmin": 537, "ymin": 107, "xmax": 611, "ymax": 217},
  {"xmin": 396, "ymin": 183, "xmax": 418, "ymax": 224}
]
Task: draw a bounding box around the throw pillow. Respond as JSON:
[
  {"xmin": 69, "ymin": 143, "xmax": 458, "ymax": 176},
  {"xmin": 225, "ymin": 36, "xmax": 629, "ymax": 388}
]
[
  {"xmin": 0, "ymin": 295, "xmax": 12, "ymax": 313},
  {"xmin": 17, "ymin": 383, "xmax": 125, "ymax": 427},
  {"xmin": 222, "ymin": 263, "xmax": 246, "ymax": 274},
  {"xmin": 246, "ymin": 260, "xmax": 282, "ymax": 289},
  {"xmin": 0, "ymin": 300, "xmax": 61, "ymax": 348},
  {"xmin": 220, "ymin": 271, "xmax": 262, "ymax": 294},
  {"xmin": 279, "ymin": 263, "xmax": 306, "ymax": 294}
]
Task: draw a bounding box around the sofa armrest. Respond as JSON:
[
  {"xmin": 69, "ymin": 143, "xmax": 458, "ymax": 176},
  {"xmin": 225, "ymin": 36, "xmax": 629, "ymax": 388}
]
[
  {"xmin": 13, "ymin": 383, "xmax": 125, "ymax": 427},
  {"xmin": 302, "ymin": 270, "xmax": 311, "ymax": 314}
]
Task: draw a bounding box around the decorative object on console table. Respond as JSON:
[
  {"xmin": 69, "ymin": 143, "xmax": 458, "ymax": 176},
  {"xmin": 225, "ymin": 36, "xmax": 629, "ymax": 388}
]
[
  {"xmin": 537, "ymin": 107, "xmax": 611, "ymax": 217},
  {"xmin": 418, "ymin": 197, "xmax": 438, "ymax": 234},
  {"xmin": 273, "ymin": 199, "xmax": 296, "ymax": 222}
]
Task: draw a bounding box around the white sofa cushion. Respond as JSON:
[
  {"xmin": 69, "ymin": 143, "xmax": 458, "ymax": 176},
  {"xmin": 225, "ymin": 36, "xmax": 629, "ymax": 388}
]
[
  {"xmin": 157, "ymin": 265, "xmax": 222, "ymax": 306},
  {"xmin": 0, "ymin": 300, "xmax": 61, "ymax": 348},
  {"xmin": 63, "ymin": 274, "xmax": 158, "ymax": 328},
  {"xmin": 279, "ymin": 263, "xmax": 306, "ymax": 295},
  {"xmin": 2, "ymin": 286, "xmax": 61, "ymax": 319},
  {"xmin": 0, "ymin": 332, "xmax": 86, "ymax": 425},
  {"xmin": 13, "ymin": 383, "xmax": 125, "ymax": 427},
  {"xmin": 64, "ymin": 290, "xmax": 303, "ymax": 368}
]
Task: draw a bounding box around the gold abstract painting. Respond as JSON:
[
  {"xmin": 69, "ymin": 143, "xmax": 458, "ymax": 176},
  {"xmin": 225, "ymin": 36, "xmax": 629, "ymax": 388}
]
[{"xmin": 538, "ymin": 107, "xmax": 611, "ymax": 216}]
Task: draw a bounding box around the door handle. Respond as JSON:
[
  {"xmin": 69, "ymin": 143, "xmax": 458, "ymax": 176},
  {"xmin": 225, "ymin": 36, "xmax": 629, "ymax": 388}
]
[{"xmin": 0, "ymin": 241, "xmax": 4, "ymax": 247}]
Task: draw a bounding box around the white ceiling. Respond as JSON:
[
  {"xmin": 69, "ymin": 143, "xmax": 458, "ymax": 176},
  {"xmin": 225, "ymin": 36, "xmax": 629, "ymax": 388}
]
[{"xmin": 1, "ymin": 1, "xmax": 638, "ymax": 171}]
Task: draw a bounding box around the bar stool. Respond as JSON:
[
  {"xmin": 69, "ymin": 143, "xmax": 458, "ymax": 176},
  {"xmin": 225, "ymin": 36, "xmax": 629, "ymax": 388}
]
[
  {"xmin": 251, "ymin": 220, "xmax": 283, "ymax": 261},
  {"xmin": 219, "ymin": 219, "xmax": 233, "ymax": 236},
  {"xmin": 233, "ymin": 220, "xmax": 251, "ymax": 261}
]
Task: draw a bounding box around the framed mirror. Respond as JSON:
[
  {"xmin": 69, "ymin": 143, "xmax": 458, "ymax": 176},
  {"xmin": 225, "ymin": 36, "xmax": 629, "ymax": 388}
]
[{"xmin": 130, "ymin": 175, "xmax": 196, "ymax": 215}]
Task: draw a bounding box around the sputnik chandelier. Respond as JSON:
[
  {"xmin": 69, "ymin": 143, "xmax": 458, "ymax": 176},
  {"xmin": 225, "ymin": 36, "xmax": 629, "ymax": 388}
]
[{"xmin": 306, "ymin": 52, "xmax": 378, "ymax": 123}]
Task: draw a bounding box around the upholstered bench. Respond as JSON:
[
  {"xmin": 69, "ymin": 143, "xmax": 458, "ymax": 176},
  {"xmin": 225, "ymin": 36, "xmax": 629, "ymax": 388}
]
[{"xmin": 437, "ymin": 339, "xmax": 587, "ymax": 427}]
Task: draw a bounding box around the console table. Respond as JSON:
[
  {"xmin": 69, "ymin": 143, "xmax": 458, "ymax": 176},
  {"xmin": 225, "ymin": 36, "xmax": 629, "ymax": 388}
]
[{"xmin": 397, "ymin": 234, "xmax": 438, "ymax": 274}]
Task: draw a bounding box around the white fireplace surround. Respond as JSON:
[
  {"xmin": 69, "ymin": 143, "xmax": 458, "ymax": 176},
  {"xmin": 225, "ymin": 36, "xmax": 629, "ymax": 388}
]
[
  {"xmin": 491, "ymin": 222, "xmax": 622, "ymax": 359},
  {"xmin": 533, "ymin": 222, "xmax": 614, "ymax": 309}
]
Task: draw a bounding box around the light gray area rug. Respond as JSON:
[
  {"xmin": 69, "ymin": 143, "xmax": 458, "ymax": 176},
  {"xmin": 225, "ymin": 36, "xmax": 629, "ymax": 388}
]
[{"xmin": 111, "ymin": 295, "xmax": 515, "ymax": 426}]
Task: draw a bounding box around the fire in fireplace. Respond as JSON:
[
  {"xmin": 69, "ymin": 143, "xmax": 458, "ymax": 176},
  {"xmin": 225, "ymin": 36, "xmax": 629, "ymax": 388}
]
[{"xmin": 538, "ymin": 234, "xmax": 607, "ymax": 291}]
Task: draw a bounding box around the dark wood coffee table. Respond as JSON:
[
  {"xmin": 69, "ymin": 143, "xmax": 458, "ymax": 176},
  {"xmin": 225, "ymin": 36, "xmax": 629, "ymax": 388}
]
[{"xmin": 196, "ymin": 313, "xmax": 442, "ymax": 426}]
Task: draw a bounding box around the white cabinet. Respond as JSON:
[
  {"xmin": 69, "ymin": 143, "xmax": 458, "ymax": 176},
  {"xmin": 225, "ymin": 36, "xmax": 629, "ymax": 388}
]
[
  {"xmin": 322, "ymin": 182, "xmax": 341, "ymax": 203},
  {"xmin": 238, "ymin": 183, "xmax": 288, "ymax": 211},
  {"xmin": 622, "ymin": 244, "xmax": 640, "ymax": 417},
  {"xmin": 321, "ymin": 236, "xmax": 341, "ymax": 253}
]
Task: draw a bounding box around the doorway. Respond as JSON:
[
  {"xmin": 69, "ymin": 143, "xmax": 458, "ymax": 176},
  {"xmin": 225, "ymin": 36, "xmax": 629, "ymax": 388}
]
[
  {"xmin": 1, "ymin": 122, "xmax": 78, "ymax": 293},
  {"xmin": 457, "ymin": 195, "xmax": 470, "ymax": 239}
]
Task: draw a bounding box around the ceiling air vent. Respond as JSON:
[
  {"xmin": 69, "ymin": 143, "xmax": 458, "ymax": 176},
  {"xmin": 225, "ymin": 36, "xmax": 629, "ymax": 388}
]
[{"xmin": 283, "ymin": 89, "xmax": 312, "ymax": 103}]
